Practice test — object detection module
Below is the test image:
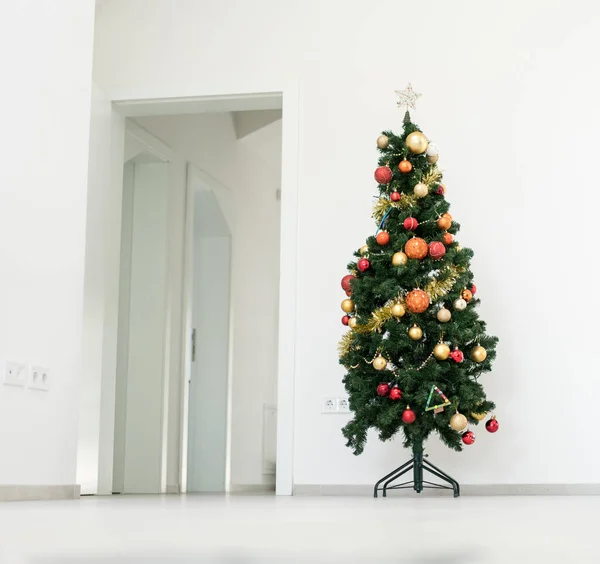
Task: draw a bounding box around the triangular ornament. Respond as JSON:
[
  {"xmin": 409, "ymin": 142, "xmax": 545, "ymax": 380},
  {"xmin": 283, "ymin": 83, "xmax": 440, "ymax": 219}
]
[{"xmin": 425, "ymin": 385, "xmax": 451, "ymax": 412}]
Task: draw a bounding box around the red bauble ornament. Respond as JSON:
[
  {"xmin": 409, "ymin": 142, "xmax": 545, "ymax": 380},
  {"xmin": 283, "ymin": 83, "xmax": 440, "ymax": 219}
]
[
  {"xmin": 345, "ymin": 290, "xmax": 352, "ymax": 297},
  {"xmin": 405, "ymin": 289, "xmax": 430, "ymax": 314},
  {"xmin": 462, "ymin": 430, "xmax": 476, "ymax": 445},
  {"xmin": 341, "ymin": 274, "xmax": 355, "ymax": 292},
  {"xmin": 449, "ymin": 348, "xmax": 464, "ymax": 363},
  {"xmin": 403, "ymin": 217, "xmax": 419, "ymax": 231},
  {"xmin": 377, "ymin": 383, "xmax": 390, "ymax": 397},
  {"xmin": 376, "ymin": 231, "xmax": 390, "ymax": 246},
  {"xmin": 389, "ymin": 387, "xmax": 402, "ymax": 401},
  {"xmin": 390, "ymin": 191, "xmax": 401, "ymax": 202},
  {"xmin": 428, "ymin": 241, "xmax": 446, "ymax": 260},
  {"xmin": 442, "ymin": 232, "xmax": 453, "ymax": 245},
  {"xmin": 405, "ymin": 237, "xmax": 428, "ymax": 259},
  {"xmin": 436, "ymin": 183, "xmax": 446, "ymax": 195},
  {"xmin": 357, "ymin": 258, "xmax": 370, "ymax": 272},
  {"xmin": 471, "ymin": 284, "xmax": 477, "ymax": 295},
  {"xmin": 374, "ymin": 166, "xmax": 393, "ymax": 184},
  {"xmin": 402, "ymin": 407, "xmax": 416, "ymax": 424},
  {"xmin": 485, "ymin": 417, "xmax": 499, "ymax": 433},
  {"xmin": 342, "ymin": 315, "xmax": 349, "ymax": 326},
  {"xmin": 398, "ymin": 159, "xmax": 413, "ymax": 173}
]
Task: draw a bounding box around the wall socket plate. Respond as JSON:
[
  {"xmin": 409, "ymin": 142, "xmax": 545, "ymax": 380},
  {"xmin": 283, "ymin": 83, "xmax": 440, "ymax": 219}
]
[
  {"xmin": 29, "ymin": 366, "xmax": 50, "ymax": 391},
  {"xmin": 4, "ymin": 361, "xmax": 28, "ymax": 387},
  {"xmin": 322, "ymin": 397, "xmax": 351, "ymax": 414},
  {"xmin": 322, "ymin": 397, "xmax": 337, "ymax": 413},
  {"xmin": 337, "ymin": 398, "xmax": 350, "ymax": 413}
]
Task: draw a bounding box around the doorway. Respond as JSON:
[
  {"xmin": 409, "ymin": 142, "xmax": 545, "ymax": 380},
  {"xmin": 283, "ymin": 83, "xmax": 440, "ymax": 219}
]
[
  {"xmin": 108, "ymin": 109, "xmax": 284, "ymax": 494},
  {"xmin": 80, "ymin": 88, "xmax": 298, "ymax": 496}
]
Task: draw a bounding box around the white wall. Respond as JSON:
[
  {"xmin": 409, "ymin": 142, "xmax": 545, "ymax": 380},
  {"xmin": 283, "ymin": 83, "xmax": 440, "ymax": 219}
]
[
  {"xmin": 135, "ymin": 114, "xmax": 282, "ymax": 487},
  {"xmin": 0, "ymin": 0, "xmax": 95, "ymax": 486},
  {"xmin": 94, "ymin": 0, "xmax": 600, "ymax": 486}
]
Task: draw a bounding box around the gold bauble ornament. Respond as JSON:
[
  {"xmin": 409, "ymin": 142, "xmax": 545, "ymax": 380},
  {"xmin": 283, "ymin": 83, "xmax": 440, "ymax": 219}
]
[
  {"xmin": 348, "ymin": 317, "xmax": 358, "ymax": 329},
  {"xmin": 437, "ymin": 213, "xmax": 453, "ymax": 230},
  {"xmin": 426, "ymin": 154, "xmax": 439, "ymax": 164},
  {"xmin": 392, "ymin": 251, "xmax": 408, "ymax": 266},
  {"xmin": 413, "ymin": 182, "xmax": 428, "ymax": 198},
  {"xmin": 408, "ymin": 325, "xmax": 423, "ymax": 340},
  {"xmin": 341, "ymin": 299, "xmax": 355, "ymax": 313},
  {"xmin": 405, "ymin": 131, "xmax": 429, "ymax": 154},
  {"xmin": 360, "ymin": 244, "xmax": 369, "ymax": 255},
  {"xmin": 471, "ymin": 411, "xmax": 487, "ymax": 421},
  {"xmin": 391, "ymin": 303, "xmax": 406, "ymax": 318},
  {"xmin": 453, "ymin": 298, "xmax": 467, "ymax": 311},
  {"xmin": 437, "ymin": 308, "xmax": 452, "ymax": 323},
  {"xmin": 470, "ymin": 345, "xmax": 487, "ymax": 363},
  {"xmin": 376, "ymin": 134, "xmax": 389, "ymax": 149},
  {"xmin": 433, "ymin": 343, "xmax": 450, "ymax": 360},
  {"xmin": 450, "ymin": 413, "xmax": 468, "ymax": 432},
  {"xmin": 373, "ymin": 355, "xmax": 387, "ymax": 371}
]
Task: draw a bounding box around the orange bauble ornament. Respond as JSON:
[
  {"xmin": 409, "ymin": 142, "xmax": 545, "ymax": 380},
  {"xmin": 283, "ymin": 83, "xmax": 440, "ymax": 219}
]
[
  {"xmin": 442, "ymin": 232, "xmax": 453, "ymax": 245},
  {"xmin": 398, "ymin": 159, "xmax": 413, "ymax": 173},
  {"xmin": 376, "ymin": 231, "xmax": 390, "ymax": 246},
  {"xmin": 405, "ymin": 289, "xmax": 430, "ymax": 314},
  {"xmin": 375, "ymin": 231, "xmax": 390, "ymax": 247},
  {"xmin": 437, "ymin": 213, "xmax": 453, "ymax": 230},
  {"xmin": 404, "ymin": 237, "xmax": 428, "ymax": 260},
  {"xmin": 461, "ymin": 288, "xmax": 473, "ymax": 302}
]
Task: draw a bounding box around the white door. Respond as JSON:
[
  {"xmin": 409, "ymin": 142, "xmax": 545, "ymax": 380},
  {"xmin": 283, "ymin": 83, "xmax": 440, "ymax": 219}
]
[
  {"xmin": 113, "ymin": 152, "xmax": 170, "ymax": 494},
  {"xmin": 186, "ymin": 185, "xmax": 232, "ymax": 492}
]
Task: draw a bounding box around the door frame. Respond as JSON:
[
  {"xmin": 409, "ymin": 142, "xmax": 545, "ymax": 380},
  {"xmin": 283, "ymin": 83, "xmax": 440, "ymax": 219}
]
[{"xmin": 97, "ymin": 84, "xmax": 299, "ymax": 495}]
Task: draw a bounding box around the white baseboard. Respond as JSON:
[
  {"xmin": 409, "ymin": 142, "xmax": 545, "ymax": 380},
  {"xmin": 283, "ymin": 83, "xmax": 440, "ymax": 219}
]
[
  {"xmin": 229, "ymin": 483, "xmax": 276, "ymax": 494},
  {"xmin": 293, "ymin": 484, "xmax": 600, "ymax": 496},
  {"xmin": 0, "ymin": 485, "xmax": 81, "ymax": 502}
]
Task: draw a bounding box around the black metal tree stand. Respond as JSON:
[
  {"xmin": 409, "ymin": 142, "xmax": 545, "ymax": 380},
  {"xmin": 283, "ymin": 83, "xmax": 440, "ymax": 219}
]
[{"xmin": 373, "ymin": 441, "xmax": 460, "ymax": 498}]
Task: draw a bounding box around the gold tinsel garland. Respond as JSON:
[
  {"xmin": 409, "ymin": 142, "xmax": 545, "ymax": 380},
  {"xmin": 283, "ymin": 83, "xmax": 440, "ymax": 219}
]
[
  {"xmin": 338, "ymin": 331, "xmax": 355, "ymax": 359},
  {"xmin": 421, "ymin": 166, "xmax": 443, "ymax": 187},
  {"xmin": 347, "ymin": 295, "xmax": 406, "ymax": 336},
  {"xmin": 424, "ymin": 264, "xmax": 466, "ymax": 302},
  {"xmin": 372, "ymin": 195, "xmax": 418, "ymax": 223}
]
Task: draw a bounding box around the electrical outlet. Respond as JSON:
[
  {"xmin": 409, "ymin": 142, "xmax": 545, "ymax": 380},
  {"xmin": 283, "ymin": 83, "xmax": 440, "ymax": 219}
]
[
  {"xmin": 337, "ymin": 397, "xmax": 350, "ymax": 413},
  {"xmin": 322, "ymin": 397, "xmax": 337, "ymax": 413},
  {"xmin": 4, "ymin": 362, "xmax": 28, "ymax": 387},
  {"xmin": 29, "ymin": 366, "xmax": 50, "ymax": 391}
]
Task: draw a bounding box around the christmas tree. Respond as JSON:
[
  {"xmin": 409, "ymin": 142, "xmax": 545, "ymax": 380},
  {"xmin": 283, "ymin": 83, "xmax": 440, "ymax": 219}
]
[{"xmin": 338, "ymin": 86, "xmax": 499, "ymax": 474}]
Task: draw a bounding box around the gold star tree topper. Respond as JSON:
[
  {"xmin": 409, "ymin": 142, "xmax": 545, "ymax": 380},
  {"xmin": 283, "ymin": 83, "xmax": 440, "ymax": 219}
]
[{"xmin": 395, "ymin": 83, "xmax": 422, "ymax": 111}]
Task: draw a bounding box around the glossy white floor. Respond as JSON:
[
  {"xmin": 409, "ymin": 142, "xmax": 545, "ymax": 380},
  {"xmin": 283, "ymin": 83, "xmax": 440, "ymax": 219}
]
[{"xmin": 0, "ymin": 494, "xmax": 596, "ymax": 563}]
